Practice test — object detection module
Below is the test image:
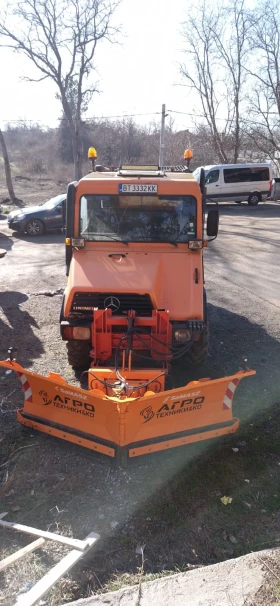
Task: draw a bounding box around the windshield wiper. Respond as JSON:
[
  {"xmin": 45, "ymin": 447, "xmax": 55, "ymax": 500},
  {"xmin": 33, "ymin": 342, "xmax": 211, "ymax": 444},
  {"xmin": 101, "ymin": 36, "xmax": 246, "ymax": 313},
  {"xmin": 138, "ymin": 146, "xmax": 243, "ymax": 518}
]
[
  {"xmin": 84, "ymin": 233, "xmax": 129, "ymax": 245},
  {"xmin": 149, "ymin": 237, "xmax": 178, "ymax": 246}
]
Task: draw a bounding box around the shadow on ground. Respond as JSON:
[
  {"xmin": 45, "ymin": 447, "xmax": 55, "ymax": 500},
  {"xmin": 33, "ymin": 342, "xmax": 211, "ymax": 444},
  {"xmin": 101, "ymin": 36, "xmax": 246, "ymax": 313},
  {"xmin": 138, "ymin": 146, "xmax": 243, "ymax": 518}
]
[
  {"xmin": 0, "ymin": 229, "xmax": 14, "ymax": 253},
  {"xmin": 0, "ymin": 292, "xmax": 44, "ymax": 365},
  {"xmin": 11, "ymin": 231, "xmax": 65, "ymax": 245}
]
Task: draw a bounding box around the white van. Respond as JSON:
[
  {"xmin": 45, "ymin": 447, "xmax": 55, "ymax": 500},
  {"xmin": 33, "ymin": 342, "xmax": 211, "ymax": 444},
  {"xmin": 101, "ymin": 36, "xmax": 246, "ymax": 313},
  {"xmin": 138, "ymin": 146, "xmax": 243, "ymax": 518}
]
[{"xmin": 193, "ymin": 163, "xmax": 272, "ymax": 205}]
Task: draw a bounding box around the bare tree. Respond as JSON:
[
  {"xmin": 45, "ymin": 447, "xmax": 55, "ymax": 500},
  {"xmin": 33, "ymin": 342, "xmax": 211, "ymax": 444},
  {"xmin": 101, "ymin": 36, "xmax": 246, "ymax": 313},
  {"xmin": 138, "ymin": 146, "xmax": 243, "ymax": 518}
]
[
  {"xmin": 212, "ymin": 0, "xmax": 248, "ymax": 162},
  {"xmin": 246, "ymin": 0, "xmax": 280, "ymax": 164},
  {"xmin": 180, "ymin": 0, "xmax": 249, "ymax": 163},
  {"xmin": 0, "ymin": 0, "xmax": 121, "ymax": 180},
  {"xmin": 0, "ymin": 129, "xmax": 17, "ymax": 202},
  {"xmin": 180, "ymin": 2, "xmax": 227, "ymax": 162}
]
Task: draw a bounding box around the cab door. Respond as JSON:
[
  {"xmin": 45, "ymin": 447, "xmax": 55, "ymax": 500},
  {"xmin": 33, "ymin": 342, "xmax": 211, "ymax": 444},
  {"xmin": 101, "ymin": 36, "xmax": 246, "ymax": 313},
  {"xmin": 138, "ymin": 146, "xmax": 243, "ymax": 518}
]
[{"xmin": 205, "ymin": 169, "xmax": 221, "ymax": 200}]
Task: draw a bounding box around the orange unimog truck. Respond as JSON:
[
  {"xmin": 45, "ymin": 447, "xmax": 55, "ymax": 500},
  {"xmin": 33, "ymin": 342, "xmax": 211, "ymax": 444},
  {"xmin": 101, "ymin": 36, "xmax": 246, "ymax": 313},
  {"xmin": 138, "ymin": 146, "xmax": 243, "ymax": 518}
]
[
  {"xmin": 0, "ymin": 152, "xmax": 254, "ymax": 465},
  {"xmin": 60, "ymin": 158, "xmax": 218, "ymax": 370}
]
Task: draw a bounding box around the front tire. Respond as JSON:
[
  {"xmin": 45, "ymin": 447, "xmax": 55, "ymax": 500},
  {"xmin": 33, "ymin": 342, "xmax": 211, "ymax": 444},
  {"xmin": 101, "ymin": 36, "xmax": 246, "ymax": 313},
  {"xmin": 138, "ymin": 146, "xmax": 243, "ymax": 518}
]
[
  {"xmin": 183, "ymin": 322, "xmax": 209, "ymax": 365},
  {"xmin": 248, "ymin": 192, "xmax": 261, "ymax": 206},
  {"xmin": 66, "ymin": 340, "xmax": 91, "ymax": 369},
  {"xmin": 25, "ymin": 219, "xmax": 44, "ymax": 236},
  {"xmin": 173, "ymin": 290, "xmax": 209, "ymax": 367}
]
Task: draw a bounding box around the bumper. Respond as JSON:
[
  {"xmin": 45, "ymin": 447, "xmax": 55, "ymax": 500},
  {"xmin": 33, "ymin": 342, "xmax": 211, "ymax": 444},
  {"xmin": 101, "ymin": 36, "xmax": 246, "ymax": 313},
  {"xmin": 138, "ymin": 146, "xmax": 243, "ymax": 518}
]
[{"xmin": 8, "ymin": 219, "xmax": 25, "ymax": 231}]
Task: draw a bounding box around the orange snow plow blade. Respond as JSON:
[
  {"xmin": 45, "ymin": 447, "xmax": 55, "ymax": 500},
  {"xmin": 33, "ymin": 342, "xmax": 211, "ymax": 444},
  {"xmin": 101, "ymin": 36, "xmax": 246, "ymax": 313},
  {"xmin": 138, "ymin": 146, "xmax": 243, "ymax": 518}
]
[{"xmin": 0, "ymin": 359, "xmax": 255, "ymax": 465}]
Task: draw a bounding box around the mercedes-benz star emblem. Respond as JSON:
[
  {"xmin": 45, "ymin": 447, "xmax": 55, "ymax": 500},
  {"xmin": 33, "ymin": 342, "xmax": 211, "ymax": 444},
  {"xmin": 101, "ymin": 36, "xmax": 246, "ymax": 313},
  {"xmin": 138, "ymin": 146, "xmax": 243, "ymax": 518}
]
[{"xmin": 104, "ymin": 296, "xmax": 121, "ymax": 312}]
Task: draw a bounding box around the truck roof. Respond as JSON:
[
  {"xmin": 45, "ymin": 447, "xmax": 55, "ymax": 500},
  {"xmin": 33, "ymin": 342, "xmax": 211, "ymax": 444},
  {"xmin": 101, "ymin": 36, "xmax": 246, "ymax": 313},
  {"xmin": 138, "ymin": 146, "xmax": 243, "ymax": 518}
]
[{"xmin": 80, "ymin": 170, "xmax": 196, "ymax": 183}]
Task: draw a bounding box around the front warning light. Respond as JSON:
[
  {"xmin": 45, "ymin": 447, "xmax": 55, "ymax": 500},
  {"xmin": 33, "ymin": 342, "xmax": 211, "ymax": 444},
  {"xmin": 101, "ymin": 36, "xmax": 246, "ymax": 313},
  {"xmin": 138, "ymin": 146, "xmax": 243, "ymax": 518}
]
[
  {"xmin": 184, "ymin": 148, "xmax": 193, "ymax": 169},
  {"xmin": 184, "ymin": 148, "xmax": 193, "ymax": 160},
  {"xmin": 88, "ymin": 147, "xmax": 97, "ymax": 159},
  {"xmin": 65, "ymin": 238, "xmax": 85, "ymax": 247},
  {"xmin": 188, "ymin": 240, "xmax": 203, "ymax": 250},
  {"xmin": 88, "ymin": 147, "xmax": 97, "ymax": 172}
]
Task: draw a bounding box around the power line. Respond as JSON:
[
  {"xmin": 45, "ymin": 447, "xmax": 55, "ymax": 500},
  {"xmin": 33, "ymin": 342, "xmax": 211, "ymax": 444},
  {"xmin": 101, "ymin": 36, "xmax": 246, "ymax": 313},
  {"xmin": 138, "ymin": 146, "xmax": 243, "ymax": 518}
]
[
  {"xmin": 168, "ymin": 108, "xmax": 280, "ymax": 127},
  {"xmin": 2, "ymin": 109, "xmax": 278, "ymax": 130},
  {"xmin": 2, "ymin": 109, "xmax": 207, "ymax": 124},
  {"xmin": 85, "ymin": 111, "xmax": 162, "ymax": 120},
  {"xmin": 1, "ymin": 111, "xmax": 162, "ymax": 124}
]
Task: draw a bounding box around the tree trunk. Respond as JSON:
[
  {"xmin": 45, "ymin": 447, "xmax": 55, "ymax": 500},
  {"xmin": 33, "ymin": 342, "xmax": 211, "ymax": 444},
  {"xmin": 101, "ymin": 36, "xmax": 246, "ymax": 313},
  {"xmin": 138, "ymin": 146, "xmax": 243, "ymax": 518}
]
[
  {"xmin": 72, "ymin": 126, "xmax": 83, "ymax": 181},
  {"xmin": 61, "ymin": 99, "xmax": 83, "ymax": 181},
  {"xmin": 0, "ymin": 129, "xmax": 16, "ymax": 201}
]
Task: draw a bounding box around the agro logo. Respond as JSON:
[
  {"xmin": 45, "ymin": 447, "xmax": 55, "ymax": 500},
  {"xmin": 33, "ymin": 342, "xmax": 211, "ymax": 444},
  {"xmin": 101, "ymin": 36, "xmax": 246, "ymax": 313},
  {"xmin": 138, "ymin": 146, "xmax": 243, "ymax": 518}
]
[
  {"xmin": 39, "ymin": 390, "xmax": 95, "ymax": 417},
  {"xmin": 140, "ymin": 395, "xmax": 205, "ymax": 423},
  {"xmin": 140, "ymin": 406, "xmax": 155, "ymax": 424},
  {"xmin": 39, "ymin": 390, "xmax": 52, "ymax": 405}
]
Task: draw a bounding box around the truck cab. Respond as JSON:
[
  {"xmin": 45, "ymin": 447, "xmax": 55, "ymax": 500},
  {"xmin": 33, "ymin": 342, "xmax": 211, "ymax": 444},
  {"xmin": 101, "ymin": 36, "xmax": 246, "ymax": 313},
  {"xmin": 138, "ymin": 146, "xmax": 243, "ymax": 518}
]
[{"xmin": 60, "ymin": 163, "xmax": 218, "ymax": 369}]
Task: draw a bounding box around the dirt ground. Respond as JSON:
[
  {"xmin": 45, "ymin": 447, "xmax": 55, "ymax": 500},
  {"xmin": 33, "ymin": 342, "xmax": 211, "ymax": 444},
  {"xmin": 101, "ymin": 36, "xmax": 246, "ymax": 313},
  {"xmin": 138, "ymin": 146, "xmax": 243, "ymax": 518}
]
[
  {"xmin": 0, "ymin": 181, "xmax": 280, "ymax": 605},
  {"xmin": 0, "ymin": 170, "xmax": 70, "ymax": 210}
]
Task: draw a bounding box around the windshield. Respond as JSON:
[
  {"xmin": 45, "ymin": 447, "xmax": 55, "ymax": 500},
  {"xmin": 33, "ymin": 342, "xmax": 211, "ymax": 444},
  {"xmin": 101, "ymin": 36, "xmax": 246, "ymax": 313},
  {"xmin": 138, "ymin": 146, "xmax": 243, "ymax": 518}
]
[
  {"xmin": 43, "ymin": 195, "xmax": 65, "ymax": 209},
  {"xmin": 80, "ymin": 194, "xmax": 196, "ymax": 243}
]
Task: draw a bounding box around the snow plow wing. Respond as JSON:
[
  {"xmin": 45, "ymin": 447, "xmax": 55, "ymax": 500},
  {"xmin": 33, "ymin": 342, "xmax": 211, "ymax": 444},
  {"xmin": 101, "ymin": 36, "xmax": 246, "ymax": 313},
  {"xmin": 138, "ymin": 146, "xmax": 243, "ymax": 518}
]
[{"xmin": 0, "ymin": 360, "xmax": 255, "ymax": 465}]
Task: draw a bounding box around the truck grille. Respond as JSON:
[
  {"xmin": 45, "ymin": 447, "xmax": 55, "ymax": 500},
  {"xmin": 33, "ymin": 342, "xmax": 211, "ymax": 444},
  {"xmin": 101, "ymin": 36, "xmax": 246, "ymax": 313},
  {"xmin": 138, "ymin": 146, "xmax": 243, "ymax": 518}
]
[{"xmin": 71, "ymin": 292, "xmax": 154, "ymax": 316}]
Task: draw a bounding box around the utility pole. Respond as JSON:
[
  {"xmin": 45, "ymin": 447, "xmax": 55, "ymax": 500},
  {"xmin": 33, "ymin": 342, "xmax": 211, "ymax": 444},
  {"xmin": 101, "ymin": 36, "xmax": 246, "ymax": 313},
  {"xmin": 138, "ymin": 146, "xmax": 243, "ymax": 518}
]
[{"xmin": 159, "ymin": 104, "xmax": 167, "ymax": 168}]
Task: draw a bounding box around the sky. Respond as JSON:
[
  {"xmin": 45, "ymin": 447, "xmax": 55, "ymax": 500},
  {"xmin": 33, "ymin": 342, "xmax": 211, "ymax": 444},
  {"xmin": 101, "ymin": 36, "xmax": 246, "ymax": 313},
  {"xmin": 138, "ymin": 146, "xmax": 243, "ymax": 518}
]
[{"xmin": 0, "ymin": 0, "xmax": 194, "ymax": 132}]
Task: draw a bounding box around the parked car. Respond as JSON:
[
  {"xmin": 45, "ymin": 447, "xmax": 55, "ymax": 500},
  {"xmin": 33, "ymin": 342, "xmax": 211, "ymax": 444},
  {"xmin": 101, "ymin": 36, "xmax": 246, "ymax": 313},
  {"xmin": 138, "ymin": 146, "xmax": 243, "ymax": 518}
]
[
  {"xmin": 7, "ymin": 194, "xmax": 66, "ymax": 235},
  {"xmin": 193, "ymin": 163, "xmax": 272, "ymax": 205}
]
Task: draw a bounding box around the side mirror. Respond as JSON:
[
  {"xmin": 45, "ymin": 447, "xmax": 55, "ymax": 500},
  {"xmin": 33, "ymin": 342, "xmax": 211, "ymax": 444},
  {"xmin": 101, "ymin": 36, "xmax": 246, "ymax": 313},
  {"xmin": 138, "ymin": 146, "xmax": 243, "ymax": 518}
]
[
  {"xmin": 207, "ymin": 208, "xmax": 219, "ymax": 237},
  {"xmin": 200, "ymin": 167, "xmax": 206, "ymax": 196}
]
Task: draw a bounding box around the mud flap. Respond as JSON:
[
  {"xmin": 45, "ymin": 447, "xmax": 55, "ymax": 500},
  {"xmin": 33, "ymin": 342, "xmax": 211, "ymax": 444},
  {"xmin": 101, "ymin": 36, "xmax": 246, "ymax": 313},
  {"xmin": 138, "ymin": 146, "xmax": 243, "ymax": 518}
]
[{"xmin": 0, "ymin": 360, "xmax": 255, "ymax": 462}]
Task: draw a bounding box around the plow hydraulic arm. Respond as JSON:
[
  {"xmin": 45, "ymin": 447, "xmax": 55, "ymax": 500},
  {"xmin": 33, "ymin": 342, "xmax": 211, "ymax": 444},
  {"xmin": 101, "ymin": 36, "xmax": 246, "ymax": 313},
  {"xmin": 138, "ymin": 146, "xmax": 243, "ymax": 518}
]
[{"xmin": 0, "ymin": 357, "xmax": 255, "ymax": 466}]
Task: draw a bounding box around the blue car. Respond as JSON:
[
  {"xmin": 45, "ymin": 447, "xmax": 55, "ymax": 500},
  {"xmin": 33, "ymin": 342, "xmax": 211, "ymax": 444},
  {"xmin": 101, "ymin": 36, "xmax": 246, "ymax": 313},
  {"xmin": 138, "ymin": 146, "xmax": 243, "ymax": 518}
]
[{"xmin": 8, "ymin": 193, "xmax": 66, "ymax": 236}]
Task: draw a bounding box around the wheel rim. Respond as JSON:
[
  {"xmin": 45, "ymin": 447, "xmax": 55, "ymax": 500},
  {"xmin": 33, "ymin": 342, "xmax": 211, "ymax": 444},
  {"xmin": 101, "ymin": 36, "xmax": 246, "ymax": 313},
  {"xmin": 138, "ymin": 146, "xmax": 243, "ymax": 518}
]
[
  {"xmin": 26, "ymin": 221, "xmax": 41, "ymax": 234},
  {"xmin": 250, "ymin": 195, "xmax": 259, "ymax": 205}
]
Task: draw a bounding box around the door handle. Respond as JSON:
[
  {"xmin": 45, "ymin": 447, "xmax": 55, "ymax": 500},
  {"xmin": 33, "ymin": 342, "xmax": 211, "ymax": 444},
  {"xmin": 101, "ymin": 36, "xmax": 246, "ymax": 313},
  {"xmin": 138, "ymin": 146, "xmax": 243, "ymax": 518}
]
[{"xmin": 215, "ymin": 184, "xmax": 219, "ymax": 187}]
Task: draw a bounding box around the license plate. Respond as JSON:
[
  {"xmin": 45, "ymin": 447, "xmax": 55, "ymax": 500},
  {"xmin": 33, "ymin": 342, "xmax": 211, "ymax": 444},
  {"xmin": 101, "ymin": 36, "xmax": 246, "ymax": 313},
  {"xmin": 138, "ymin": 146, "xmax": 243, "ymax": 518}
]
[{"xmin": 119, "ymin": 184, "xmax": 158, "ymax": 194}]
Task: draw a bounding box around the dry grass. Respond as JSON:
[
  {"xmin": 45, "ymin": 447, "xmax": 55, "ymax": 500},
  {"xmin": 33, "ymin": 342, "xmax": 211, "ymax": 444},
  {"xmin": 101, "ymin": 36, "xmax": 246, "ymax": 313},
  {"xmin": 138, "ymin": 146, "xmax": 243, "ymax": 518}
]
[
  {"xmin": 0, "ymin": 166, "xmax": 71, "ymax": 209},
  {"xmin": 251, "ymin": 561, "xmax": 280, "ymax": 606},
  {"xmin": 0, "ymin": 551, "xmax": 48, "ymax": 606}
]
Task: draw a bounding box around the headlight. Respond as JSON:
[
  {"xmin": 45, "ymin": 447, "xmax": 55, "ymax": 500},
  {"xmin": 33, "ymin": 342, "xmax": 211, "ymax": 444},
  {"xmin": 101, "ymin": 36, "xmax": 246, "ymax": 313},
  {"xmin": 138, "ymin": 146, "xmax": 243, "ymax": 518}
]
[
  {"xmin": 72, "ymin": 327, "xmax": 91, "ymax": 340},
  {"xmin": 10, "ymin": 213, "xmax": 26, "ymax": 221},
  {"xmin": 71, "ymin": 238, "xmax": 85, "ymax": 248},
  {"xmin": 188, "ymin": 240, "xmax": 203, "ymax": 250},
  {"xmin": 174, "ymin": 329, "xmax": 191, "ymax": 343}
]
